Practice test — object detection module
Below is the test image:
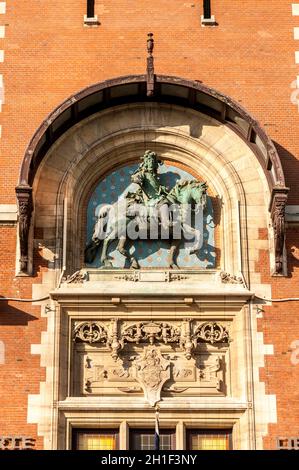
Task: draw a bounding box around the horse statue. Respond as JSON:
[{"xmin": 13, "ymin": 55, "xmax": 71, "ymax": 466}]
[{"xmin": 85, "ymin": 151, "xmax": 208, "ymax": 269}]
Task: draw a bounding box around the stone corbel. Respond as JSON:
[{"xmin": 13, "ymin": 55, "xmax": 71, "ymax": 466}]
[
  {"xmin": 15, "ymin": 185, "xmax": 33, "ymax": 275},
  {"xmin": 269, "ymin": 186, "xmax": 289, "ymax": 276}
]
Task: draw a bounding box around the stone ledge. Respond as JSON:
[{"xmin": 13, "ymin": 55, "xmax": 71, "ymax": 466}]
[
  {"xmin": 58, "ymin": 396, "xmax": 249, "ymax": 411},
  {"xmin": 201, "ymin": 15, "xmax": 217, "ymax": 26},
  {"xmin": 0, "ymin": 204, "xmax": 17, "ymax": 222},
  {"xmin": 83, "ymin": 14, "xmax": 100, "ymax": 27}
]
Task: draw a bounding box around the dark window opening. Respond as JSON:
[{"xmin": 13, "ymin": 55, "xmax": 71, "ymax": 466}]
[
  {"xmin": 203, "ymin": 0, "xmax": 211, "ymax": 19},
  {"xmin": 87, "ymin": 0, "xmax": 95, "ymax": 19}
]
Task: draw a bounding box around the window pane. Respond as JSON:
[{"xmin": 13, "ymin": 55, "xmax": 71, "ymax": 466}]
[
  {"xmin": 75, "ymin": 431, "xmax": 117, "ymax": 450},
  {"xmin": 188, "ymin": 430, "xmax": 231, "ymax": 451},
  {"xmin": 130, "ymin": 430, "xmax": 175, "ymax": 450}
]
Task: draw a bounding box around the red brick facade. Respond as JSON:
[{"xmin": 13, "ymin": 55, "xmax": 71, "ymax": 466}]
[{"xmin": 0, "ymin": 1, "xmax": 299, "ymax": 450}]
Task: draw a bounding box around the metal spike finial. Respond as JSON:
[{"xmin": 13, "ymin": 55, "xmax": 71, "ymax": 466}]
[{"xmin": 146, "ymin": 33, "xmax": 155, "ymax": 97}]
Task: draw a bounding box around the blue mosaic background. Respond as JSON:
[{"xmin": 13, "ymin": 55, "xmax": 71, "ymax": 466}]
[{"xmin": 86, "ymin": 163, "xmax": 216, "ymax": 268}]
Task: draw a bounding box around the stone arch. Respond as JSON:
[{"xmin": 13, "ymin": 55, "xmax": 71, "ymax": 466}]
[
  {"xmin": 16, "ymin": 76, "xmax": 288, "ymax": 276},
  {"xmin": 30, "ymin": 102, "xmax": 269, "ymax": 290}
]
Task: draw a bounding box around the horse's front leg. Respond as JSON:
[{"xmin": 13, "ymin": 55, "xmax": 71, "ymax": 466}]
[
  {"xmin": 100, "ymin": 231, "xmax": 116, "ymax": 268},
  {"xmin": 116, "ymin": 237, "xmax": 139, "ymax": 269},
  {"xmin": 169, "ymin": 238, "xmax": 181, "ymax": 269}
]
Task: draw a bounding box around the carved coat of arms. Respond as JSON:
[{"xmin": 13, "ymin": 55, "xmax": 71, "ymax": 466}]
[{"xmin": 133, "ymin": 346, "xmax": 170, "ymax": 406}]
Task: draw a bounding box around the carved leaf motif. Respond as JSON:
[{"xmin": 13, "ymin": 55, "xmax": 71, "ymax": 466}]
[
  {"xmin": 73, "ymin": 321, "xmax": 108, "ymax": 344},
  {"xmin": 122, "ymin": 321, "xmax": 181, "ymax": 345},
  {"xmin": 194, "ymin": 322, "xmax": 230, "ymax": 345}
]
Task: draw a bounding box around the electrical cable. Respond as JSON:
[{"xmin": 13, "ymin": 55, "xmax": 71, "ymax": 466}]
[
  {"xmin": 254, "ymin": 295, "xmax": 299, "ymax": 303},
  {"xmin": 0, "ymin": 295, "xmax": 50, "ymax": 303}
]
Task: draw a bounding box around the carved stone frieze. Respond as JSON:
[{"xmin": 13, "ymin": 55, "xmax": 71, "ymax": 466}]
[
  {"xmin": 78, "ymin": 349, "xmax": 225, "ymax": 398},
  {"xmin": 133, "ymin": 346, "xmax": 170, "ymax": 406},
  {"xmin": 193, "ymin": 322, "xmax": 230, "ymax": 345},
  {"xmin": 122, "ymin": 321, "xmax": 180, "ymax": 346},
  {"xmin": 74, "ymin": 319, "xmax": 230, "ymax": 362}
]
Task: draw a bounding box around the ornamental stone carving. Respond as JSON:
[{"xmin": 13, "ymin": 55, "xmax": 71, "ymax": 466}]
[
  {"xmin": 218, "ymin": 271, "xmax": 244, "ymax": 285},
  {"xmin": 107, "ymin": 319, "xmax": 124, "ymax": 361},
  {"xmin": 73, "ymin": 319, "xmax": 124, "ymax": 360},
  {"xmin": 193, "ymin": 322, "xmax": 230, "ymax": 345},
  {"xmin": 73, "ymin": 321, "xmax": 107, "ymax": 344},
  {"xmin": 133, "ymin": 346, "xmax": 170, "ymax": 406},
  {"xmin": 74, "ymin": 319, "xmax": 230, "ymax": 364},
  {"xmin": 122, "ymin": 321, "xmax": 180, "ymax": 345},
  {"xmin": 65, "ymin": 270, "xmax": 88, "ymax": 284},
  {"xmin": 198, "ymin": 355, "xmax": 222, "ymax": 392}
]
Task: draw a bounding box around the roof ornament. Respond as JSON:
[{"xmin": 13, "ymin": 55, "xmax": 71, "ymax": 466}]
[{"xmin": 146, "ymin": 32, "xmax": 155, "ymax": 97}]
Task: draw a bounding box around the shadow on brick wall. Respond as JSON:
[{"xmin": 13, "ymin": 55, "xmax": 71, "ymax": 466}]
[{"xmin": 0, "ymin": 299, "xmax": 38, "ymax": 325}]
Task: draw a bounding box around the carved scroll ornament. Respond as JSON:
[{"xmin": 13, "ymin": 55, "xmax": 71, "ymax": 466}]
[
  {"xmin": 73, "ymin": 321, "xmax": 108, "ymax": 344},
  {"xmin": 74, "ymin": 319, "xmax": 230, "ymax": 362},
  {"xmin": 193, "ymin": 322, "xmax": 230, "ymax": 346},
  {"xmin": 73, "ymin": 320, "xmax": 123, "ymax": 360},
  {"xmin": 122, "ymin": 321, "xmax": 180, "ymax": 345}
]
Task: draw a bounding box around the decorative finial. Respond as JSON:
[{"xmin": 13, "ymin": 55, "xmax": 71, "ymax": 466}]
[
  {"xmin": 147, "ymin": 32, "xmax": 154, "ymax": 56},
  {"xmin": 146, "ymin": 33, "xmax": 155, "ymax": 97}
]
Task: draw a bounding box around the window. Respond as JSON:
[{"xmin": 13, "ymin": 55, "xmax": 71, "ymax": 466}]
[
  {"xmin": 201, "ymin": 0, "xmax": 217, "ymax": 26},
  {"xmin": 87, "ymin": 0, "xmax": 95, "ymax": 18},
  {"xmin": 187, "ymin": 430, "xmax": 232, "ymax": 450},
  {"xmin": 84, "ymin": 0, "xmax": 99, "ymax": 26},
  {"xmin": 72, "ymin": 429, "xmax": 118, "ymax": 450},
  {"xmin": 130, "ymin": 429, "xmax": 175, "ymax": 451},
  {"xmin": 203, "ymin": 0, "xmax": 211, "ymax": 19},
  {"xmin": 277, "ymin": 438, "xmax": 299, "ymax": 450}
]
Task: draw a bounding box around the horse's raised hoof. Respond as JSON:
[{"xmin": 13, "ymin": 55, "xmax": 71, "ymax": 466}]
[
  {"xmin": 101, "ymin": 259, "xmax": 113, "ymax": 268},
  {"xmin": 130, "ymin": 258, "xmax": 140, "ymax": 269},
  {"xmin": 169, "ymin": 263, "xmax": 179, "ymax": 269}
]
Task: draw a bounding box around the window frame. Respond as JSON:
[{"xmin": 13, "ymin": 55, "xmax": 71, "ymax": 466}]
[
  {"xmin": 186, "ymin": 429, "xmax": 232, "ymax": 451},
  {"xmin": 129, "ymin": 428, "xmax": 176, "ymax": 451},
  {"xmin": 72, "ymin": 428, "xmax": 119, "ymax": 451}
]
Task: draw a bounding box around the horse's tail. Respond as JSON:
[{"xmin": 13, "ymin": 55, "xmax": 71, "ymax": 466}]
[{"xmin": 84, "ymin": 239, "xmax": 102, "ymax": 264}]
